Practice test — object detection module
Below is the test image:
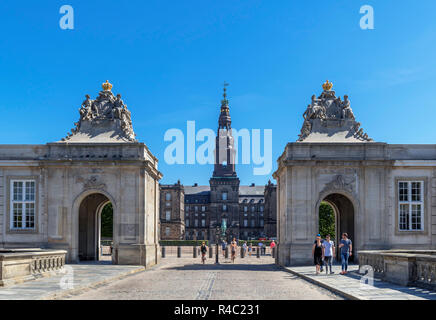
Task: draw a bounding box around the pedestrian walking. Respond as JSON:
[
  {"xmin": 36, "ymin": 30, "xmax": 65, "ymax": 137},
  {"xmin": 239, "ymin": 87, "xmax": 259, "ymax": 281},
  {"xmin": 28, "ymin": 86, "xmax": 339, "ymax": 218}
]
[
  {"xmin": 230, "ymin": 238, "xmax": 237, "ymax": 263},
  {"xmin": 221, "ymin": 240, "xmax": 227, "ymax": 258},
  {"xmin": 200, "ymin": 241, "xmax": 207, "ymax": 264},
  {"xmin": 322, "ymin": 234, "xmax": 335, "ymax": 274},
  {"xmin": 314, "ymin": 236, "xmax": 325, "ymax": 272},
  {"xmin": 258, "ymin": 241, "xmax": 263, "ymax": 256},
  {"xmin": 242, "ymin": 242, "xmax": 248, "ymax": 255},
  {"xmin": 248, "ymin": 243, "xmax": 253, "ymax": 257},
  {"xmin": 312, "ymin": 234, "xmax": 323, "ymax": 275},
  {"xmin": 339, "ymin": 233, "xmax": 352, "ymax": 274}
]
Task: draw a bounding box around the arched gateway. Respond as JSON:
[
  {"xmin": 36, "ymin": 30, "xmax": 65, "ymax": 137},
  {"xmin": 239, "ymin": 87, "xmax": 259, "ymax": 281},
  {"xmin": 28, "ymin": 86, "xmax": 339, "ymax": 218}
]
[
  {"xmin": 274, "ymin": 80, "xmax": 436, "ymax": 266},
  {"xmin": 0, "ymin": 81, "xmax": 162, "ymax": 267}
]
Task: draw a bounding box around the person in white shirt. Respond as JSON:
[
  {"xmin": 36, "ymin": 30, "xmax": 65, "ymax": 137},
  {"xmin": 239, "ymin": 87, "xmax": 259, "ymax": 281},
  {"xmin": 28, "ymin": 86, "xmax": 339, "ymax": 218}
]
[{"xmin": 322, "ymin": 234, "xmax": 335, "ymax": 275}]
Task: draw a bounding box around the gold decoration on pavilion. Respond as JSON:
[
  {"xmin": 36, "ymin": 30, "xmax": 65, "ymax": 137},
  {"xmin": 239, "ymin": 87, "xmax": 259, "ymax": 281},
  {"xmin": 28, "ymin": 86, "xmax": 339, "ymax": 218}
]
[
  {"xmin": 322, "ymin": 80, "xmax": 333, "ymax": 91},
  {"xmin": 102, "ymin": 80, "xmax": 113, "ymax": 91}
]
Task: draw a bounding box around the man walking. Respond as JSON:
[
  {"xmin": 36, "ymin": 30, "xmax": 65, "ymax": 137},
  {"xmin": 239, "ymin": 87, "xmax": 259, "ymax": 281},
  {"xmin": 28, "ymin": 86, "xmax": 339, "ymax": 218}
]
[
  {"xmin": 322, "ymin": 234, "xmax": 335, "ymax": 274},
  {"xmin": 339, "ymin": 233, "xmax": 352, "ymax": 275}
]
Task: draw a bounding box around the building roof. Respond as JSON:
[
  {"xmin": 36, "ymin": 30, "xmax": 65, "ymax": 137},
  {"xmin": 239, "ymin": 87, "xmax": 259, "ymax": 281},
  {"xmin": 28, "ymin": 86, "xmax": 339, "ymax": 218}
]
[
  {"xmin": 239, "ymin": 185, "xmax": 265, "ymax": 196},
  {"xmin": 184, "ymin": 185, "xmax": 211, "ymax": 196}
]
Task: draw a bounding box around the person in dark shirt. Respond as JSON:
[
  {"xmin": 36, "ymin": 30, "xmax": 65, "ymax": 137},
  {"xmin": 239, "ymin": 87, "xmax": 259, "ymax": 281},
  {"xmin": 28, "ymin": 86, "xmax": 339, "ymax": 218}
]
[
  {"xmin": 200, "ymin": 241, "xmax": 207, "ymax": 264},
  {"xmin": 339, "ymin": 233, "xmax": 352, "ymax": 274},
  {"xmin": 312, "ymin": 234, "xmax": 323, "ymax": 275}
]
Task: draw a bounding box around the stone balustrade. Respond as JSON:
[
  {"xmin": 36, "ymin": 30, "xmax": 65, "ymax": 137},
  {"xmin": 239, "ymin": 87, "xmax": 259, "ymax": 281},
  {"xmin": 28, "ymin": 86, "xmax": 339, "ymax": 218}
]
[
  {"xmin": 0, "ymin": 248, "xmax": 67, "ymax": 286},
  {"xmin": 358, "ymin": 250, "xmax": 436, "ymax": 289}
]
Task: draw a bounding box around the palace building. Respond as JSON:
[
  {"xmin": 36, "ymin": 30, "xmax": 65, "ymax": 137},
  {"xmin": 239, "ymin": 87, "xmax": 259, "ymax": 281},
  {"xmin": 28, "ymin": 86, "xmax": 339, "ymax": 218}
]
[
  {"xmin": 0, "ymin": 81, "xmax": 162, "ymax": 266},
  {"xmin": 159, "ymin": 86, "xmax": 277, "ymax": 242},
  {"xmin": 274, "ymin": 81, "xmax": 436, "ymax": 266}
]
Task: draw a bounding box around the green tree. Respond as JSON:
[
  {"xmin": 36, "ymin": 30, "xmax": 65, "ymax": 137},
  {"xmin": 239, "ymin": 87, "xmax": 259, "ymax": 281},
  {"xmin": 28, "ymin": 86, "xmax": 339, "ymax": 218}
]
[
  {"xmin": 319, "ymin": 202, "xmax": 335, "ymax": 239},
  {"xmin": 101, "ymin": 203, "xmax": 113, "ymax": 239}
]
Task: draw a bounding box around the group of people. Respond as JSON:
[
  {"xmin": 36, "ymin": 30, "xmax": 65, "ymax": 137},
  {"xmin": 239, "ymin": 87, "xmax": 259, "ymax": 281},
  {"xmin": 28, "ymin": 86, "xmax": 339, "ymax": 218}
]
[
  {"xmin": 312, "ymin": 233, "xmax": 352, "ymax": 275},
  {"xmin": 199, "ymin": 239, "xmax": 277, "ymax": 264}
]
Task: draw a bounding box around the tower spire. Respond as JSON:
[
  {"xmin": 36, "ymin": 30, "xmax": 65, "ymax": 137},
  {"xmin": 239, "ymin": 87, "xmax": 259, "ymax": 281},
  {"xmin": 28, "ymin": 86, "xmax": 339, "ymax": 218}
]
[
  {"xmin": 221, "ymin": 81, "xmax": 229, "ymax": 106},
  {"xmin": 218, "ymin": 82, "xmax": 231, "ymax": 130}
]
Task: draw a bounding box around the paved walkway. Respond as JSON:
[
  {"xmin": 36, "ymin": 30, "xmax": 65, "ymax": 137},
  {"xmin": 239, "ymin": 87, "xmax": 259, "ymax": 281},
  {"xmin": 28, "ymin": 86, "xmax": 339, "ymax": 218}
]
[
  {"xmin": 65, "ymin": 256, "xmax": 341, "ymax": 300},
  {"xmin": 0, "ymin": 262, "xmax": 146, "ymax": 300},
  {"xmin": 285, "ymin": 265, "xmax": 436, "ymax": 300}
]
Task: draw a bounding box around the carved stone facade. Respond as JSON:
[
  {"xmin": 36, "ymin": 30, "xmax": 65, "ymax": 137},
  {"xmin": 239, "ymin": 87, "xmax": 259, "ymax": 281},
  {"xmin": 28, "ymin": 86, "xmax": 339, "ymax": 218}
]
[
  {"xmin": 0, "ymin": 81, "xmax": 162, "ymax": 267},
  {"xmin": 274, "ymin": 81, "xmax": 436, "ymax": 266}
]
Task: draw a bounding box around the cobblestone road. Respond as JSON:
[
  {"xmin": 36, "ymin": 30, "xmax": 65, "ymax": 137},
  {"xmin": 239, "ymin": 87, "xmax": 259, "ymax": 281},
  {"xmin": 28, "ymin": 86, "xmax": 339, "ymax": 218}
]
[{"xmin": 66, "ymin": 256, "xmax": 341, "ymax": 300}]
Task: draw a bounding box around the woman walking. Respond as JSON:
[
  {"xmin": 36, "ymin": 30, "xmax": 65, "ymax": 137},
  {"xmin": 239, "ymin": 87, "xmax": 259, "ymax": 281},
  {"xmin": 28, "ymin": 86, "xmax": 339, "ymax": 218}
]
[
  {"xmin": 200, "ymin": 241, "xmax": 207, "ymax": 264},
  {"xmin": 230, "ymin": 238, "xmax": 237, "ymax": 263},
  {"xmin": 248, "ymin": 243, "xmax": 253, "ymax": 257},
  {"xmin": 312, "ymin": 234, "xmax": 323, "ymax": 275}
]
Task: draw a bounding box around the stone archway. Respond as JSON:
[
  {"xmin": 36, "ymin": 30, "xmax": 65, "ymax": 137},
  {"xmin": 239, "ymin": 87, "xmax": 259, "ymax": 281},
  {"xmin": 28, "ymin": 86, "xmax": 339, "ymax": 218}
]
[
  {"xmin": 317, "ymin": 192, "xmax": 356, "ymax": 262},
  {"xmin": 78, "ymin": 192, "xmax": 113, "ymax": 262}
]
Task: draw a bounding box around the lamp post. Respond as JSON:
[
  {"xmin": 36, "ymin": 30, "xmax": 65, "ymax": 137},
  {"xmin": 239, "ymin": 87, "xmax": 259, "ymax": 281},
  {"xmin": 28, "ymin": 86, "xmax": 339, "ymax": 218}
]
[
  {"xmin": 215, "ymin": 226, "xmax": 220, "ymax": 264},
  {"xmin": 215, "ymin": 219, "xmax": 229, "ymax": 264}
]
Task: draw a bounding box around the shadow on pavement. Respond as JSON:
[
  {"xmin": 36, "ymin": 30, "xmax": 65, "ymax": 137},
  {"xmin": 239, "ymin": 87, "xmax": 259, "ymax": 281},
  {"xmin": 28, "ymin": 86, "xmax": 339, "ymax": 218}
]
[{"xmin": 164, "ymin": 262, "xmax": 280, "ymax": 271}]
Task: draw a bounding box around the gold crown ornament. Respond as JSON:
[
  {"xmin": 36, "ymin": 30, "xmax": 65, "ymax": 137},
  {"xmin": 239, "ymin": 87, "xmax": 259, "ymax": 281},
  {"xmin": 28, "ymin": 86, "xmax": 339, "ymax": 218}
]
[
  {"xmin": 322, "ymin": 80, "xmax": 333, "ymax": 91},
  {"xmin": 102, "ymin": 80, "xmax": 113, "ymax": 91}
]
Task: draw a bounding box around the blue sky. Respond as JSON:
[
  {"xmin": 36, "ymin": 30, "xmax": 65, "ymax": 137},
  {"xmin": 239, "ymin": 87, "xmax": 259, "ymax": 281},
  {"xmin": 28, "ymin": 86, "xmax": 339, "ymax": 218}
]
[{"xmin": 1, "ymin": 1, "xmax": 436, "ymax": 186}]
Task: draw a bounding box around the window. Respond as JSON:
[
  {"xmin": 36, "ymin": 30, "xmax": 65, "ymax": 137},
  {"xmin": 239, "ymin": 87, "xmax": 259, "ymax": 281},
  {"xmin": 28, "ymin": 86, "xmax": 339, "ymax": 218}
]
[
  {"xmin": 201, "ymin": 206, "xmax": 206, "ymax": 212},
  {"xmin": 186, "ymin": 206, "xmax": 190, "ymax": 212},
  {"xmin": 398, "ymin": 181, "xmax": 424, "ymax": 231},
  {"xmin": 165, "ymin": 193, "xmax": 171, "ymax": 201},
  {"xmin": 243, "ymin": 219, "xmax": 248, "ymax": 227},
  {"xmin": 11, "ymin": 180, "xmax": 36, "ymax": 230},
  {"xmin": 260, "ymin": 220, "xmax": 264, "ymax": 227},
  {"xmin": 165, "ymin": 210, "xmax": 171, "ymax": 221},
  {"xmin": 165, "ymin": 227, "xmax": 170, "ymax": 236},
  {"xmin": 251, "ymin": 220, "xmax": 255, "ymax": 227},
  {"xmin": 186, "ymin": 219, "xmax": 190, "ymax": 227},
  {"xmin": 222, "ymin": 192, "xmax": 228, "ymax": 200},
  {"xmin": 201, "ymin": 219, "xmax": 206, "ymax": 227},
  {"xmin": 244, "ymin": 206, "xmax": 248, "ymax": 212},
  {"xmin": 260, "ymin": 206, "xmax": 264, "ymax": 212},
  {"xmin": 251, "ymin": 206, "xmax": 255, "ymax": 213},
  {"xmin": 194, "ymin": 206, "xmax": 198, "ymax": 212},
  {"xmin": 222, "ymin": 205, "xmax": 227, "ymax": 212},
  {"xmin": 194, "ymin": 219, "xmax": 198, "ymax": 227}
]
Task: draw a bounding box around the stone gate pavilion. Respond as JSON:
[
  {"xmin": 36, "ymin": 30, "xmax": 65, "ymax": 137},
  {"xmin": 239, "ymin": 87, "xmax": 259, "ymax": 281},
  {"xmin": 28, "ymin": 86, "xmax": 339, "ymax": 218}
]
[
  {"xmin": 0, "ymin": 81, "xmax": 162, "ymax": 266},
  {"xmin": 274, "ymin": 81, "xmax": 436, "ymax": 266}
]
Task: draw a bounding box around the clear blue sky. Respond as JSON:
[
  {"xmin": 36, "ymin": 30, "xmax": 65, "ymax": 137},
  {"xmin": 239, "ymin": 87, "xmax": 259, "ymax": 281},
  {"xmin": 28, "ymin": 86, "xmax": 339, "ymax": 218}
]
[{"xmin": 1, "ymin": 1, "xmax": 435, "ymax": 186}]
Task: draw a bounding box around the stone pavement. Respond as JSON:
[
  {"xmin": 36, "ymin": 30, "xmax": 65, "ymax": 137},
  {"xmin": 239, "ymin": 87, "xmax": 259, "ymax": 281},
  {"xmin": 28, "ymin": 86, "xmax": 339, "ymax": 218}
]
[
  {"xmin": 0, "ymin": 261, "xmax": 146, "ymax": 300},
  {"xmin": 285, "ymin": 265, "xmax": 436, "ymax": 300},
  {"xmin": 65, "ymin": 256, "xmax": 341, "ymax": 300}
]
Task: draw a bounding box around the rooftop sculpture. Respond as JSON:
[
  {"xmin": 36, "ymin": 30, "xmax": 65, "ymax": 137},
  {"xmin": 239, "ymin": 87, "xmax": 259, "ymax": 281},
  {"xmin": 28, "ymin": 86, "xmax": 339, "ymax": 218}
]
[
  {"xmin": 297, "ymin": 80, "xmax": 372, "ymax": 142},
  {"xmin": 61, "ymin": 80, "xmax": 137, "ymax": 142}
]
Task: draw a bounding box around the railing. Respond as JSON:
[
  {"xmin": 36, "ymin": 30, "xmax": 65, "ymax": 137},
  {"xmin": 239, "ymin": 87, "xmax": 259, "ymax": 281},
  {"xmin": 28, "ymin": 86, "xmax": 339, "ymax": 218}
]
[
  {"xmin": 358, "ymin": 250, "xmax": 436, "ymax": 289},
  {"xmin": 415, "ymin": 255, "xmax": 436, "ymax": 289},
  {"xmin": 31, "ymin": 254, "xmax": 65, "ymax": 274},
  {"xmin": 0, "ymin": 249, "xmax": 67, "ymax": 286}
]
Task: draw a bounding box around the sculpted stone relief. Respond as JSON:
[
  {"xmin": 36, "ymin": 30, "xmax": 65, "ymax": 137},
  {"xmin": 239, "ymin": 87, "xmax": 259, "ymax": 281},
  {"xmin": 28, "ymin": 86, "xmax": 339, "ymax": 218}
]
[
  {"xmin": 62, "ymin": 81, "xmax": 137, "ymax": 142},
  {"xmin": 298, "ymin": 80, "xmax": 372, "ymax": 142},
  {"xmin": 320, "ymin": 174, "xmax": 356, "ymax": 196}
]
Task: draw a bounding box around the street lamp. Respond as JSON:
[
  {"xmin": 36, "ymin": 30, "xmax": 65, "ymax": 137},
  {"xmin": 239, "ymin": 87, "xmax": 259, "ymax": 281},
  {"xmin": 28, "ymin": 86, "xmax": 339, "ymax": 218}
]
[
  {"xmin": 215, "ymin": 219, "xmax": 229, "ymax": 264},
  {"xmin": 215, "ymin": 226, "xmax": 220, "ymax": 264}
]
